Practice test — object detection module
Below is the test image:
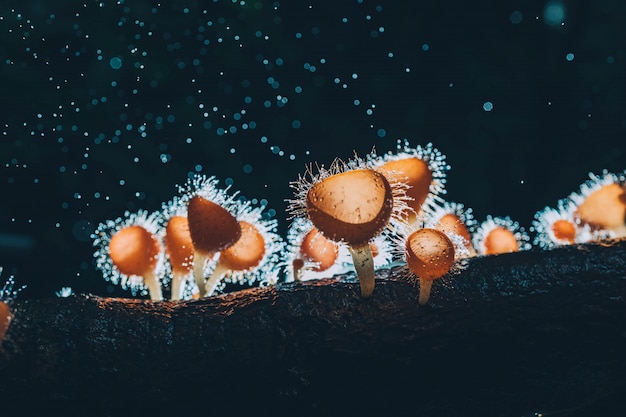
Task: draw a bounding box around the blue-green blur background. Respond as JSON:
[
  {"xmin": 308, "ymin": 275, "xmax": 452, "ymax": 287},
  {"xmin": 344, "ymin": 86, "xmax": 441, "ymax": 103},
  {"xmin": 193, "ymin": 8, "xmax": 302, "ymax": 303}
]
[{"xmin": 1, "ymin": 0, "xmax": 625, "ymax": 298}]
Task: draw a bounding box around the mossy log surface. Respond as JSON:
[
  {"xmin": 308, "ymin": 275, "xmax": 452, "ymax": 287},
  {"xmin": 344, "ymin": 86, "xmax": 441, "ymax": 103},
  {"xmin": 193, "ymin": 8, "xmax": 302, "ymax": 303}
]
[{"xmin": 1, "ymin": 239, "xmax": 626, "ymax": 416}]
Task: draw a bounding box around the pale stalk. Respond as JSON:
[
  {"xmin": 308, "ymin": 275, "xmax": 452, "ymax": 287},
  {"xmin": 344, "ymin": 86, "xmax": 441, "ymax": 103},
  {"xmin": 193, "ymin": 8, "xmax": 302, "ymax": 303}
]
[
  {"xmin": 204, "ymin": 262, "xmax": 229, "ymax": 297},
  {"xmin": 193, "ymin": 250, "xmax": 210, "ymax": 297},
  {"xmin": 348, "ymin": 243, "xmax": 375, "ymax": 298},
  {"xmin": 143, "ymin": 270, "xmax": 163, "ymax": 301},
  {"xmin": 170, "ymin": 271, "xmax": 186, "ymax": 301},
  {"xmin": 418, "ymin": 279, "xmax": 433, "ymax": 306}
]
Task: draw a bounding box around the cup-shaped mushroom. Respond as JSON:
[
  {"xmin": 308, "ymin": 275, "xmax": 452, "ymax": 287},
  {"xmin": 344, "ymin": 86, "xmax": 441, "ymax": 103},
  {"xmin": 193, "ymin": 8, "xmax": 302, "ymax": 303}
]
[
  {"xmin": 376, "ymin": 157, "xmax": 432, "ymax": 220},
  {"xmin": 575, "ymin": 183, "xmax": 626, "ymax": 237},
  {"xmin": 551, "ymin": 219, "xmax": 577, "ymax": 244},
  {"xmin": 294, "ymin": 227, "xmax": 340, "ymax": 280},
  {"xmin": 109, "ymin": 225, "xmax": 163, "ymax": 301},
  {"xmin": 164, "ymin": 215, "xmax": 194, "ymax": 300},
  {"xmin": 205, "ymin": 221, "xmax": 266, "ymax": 296},
  {"xmin": 405, "ymin": 228, "xmax": 455, "ymax": 305},
  {"xmin": 435, "ymin": 213, "xmax": 475, "ymax": 255},
  {"xmin": 306, "ymin": 168, "xmax": 394, "ymax": 297},
  {"xmin": 483, "ymin": 227, "xmax": 519, "ymax": 255},
  {"xmin": 187, "ymin": 195, "xmax": 242, "ymax": 296}
]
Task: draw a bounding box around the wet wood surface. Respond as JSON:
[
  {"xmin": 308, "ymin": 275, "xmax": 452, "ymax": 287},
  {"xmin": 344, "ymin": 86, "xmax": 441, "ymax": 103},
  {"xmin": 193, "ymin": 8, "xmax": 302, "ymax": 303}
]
[{"xmin": 1, "ymin": 239, "xmax": 626, "ymax": 416}]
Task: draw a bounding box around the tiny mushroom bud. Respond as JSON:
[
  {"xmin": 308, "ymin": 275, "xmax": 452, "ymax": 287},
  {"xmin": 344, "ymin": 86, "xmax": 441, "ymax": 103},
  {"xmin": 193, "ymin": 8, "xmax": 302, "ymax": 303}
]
[
  {"xmin": 92, "ymin": 210, "xmax": 166, "ymax": 300},
  {"xmin": 404, "ymin": 228, "xmax": 456, "ymax": 305},
  {"xmin": 289, "ymin": 156, "xmax": 409, "ymax": 297}
]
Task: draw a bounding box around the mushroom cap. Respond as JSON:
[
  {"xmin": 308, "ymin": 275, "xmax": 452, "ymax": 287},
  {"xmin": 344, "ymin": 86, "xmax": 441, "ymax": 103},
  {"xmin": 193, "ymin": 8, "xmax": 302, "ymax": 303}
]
[
  {"xmin": 187, "ymin": 195, "xmax": 242, "ymax": 255},
  {"xmin": 0, "ymin": 301, "xmax": 10, "ymax": 342},
  {"xmin": 376, "ymin": 157, "xmax": 432, "ymax": 214},
  {"xmin": 483, "ymin": 227, "xmax": 519, "ymax": 254},
  {"xmin": 405, "ymin": 228, "xmax": 455, "ymax": 281},
  {"xmin": 551, "ymin": 219, "xmax": 577, "ymax": 243},
  {"xmin": 436, "ymin": 213, "xmax": 472, "ymax": 243},
  {"xmin": 306, "ymin": 169, "xmax": 394, "ymax": 245},
  {"xmin": 165, "ymin": 215, "xmax": 194, "ymax": 274},
  {"xmin": 108, "ymin": 225, "xmax": 161, "ymax": 277},
  {"xmin": 299, "ymin": 227, "xmax": 339, "ymax": 272},
  {"xmin": 575, "ymin": 183, "xmax": 626, "ymax": 230},
  {"xmin": 219, "ymin": 221, "xmax": 266, "ymax": 271}
]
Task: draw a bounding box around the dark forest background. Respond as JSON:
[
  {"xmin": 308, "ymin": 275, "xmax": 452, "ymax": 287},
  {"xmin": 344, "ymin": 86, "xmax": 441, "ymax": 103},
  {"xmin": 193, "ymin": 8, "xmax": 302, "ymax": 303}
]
[{"xmin": 1, "ymin": 0, "xmax": 625, "ymax": 298}]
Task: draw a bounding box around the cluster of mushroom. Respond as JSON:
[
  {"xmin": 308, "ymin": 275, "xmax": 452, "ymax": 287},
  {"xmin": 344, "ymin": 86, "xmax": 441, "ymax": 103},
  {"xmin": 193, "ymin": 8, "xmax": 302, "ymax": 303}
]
[
  {"xmin": 92, "ymin": 175, "xmax": 285, "ymax": 301},
  {"xmin": 92, "ymin": 139, "xmax": 626, "ymax": 305}
]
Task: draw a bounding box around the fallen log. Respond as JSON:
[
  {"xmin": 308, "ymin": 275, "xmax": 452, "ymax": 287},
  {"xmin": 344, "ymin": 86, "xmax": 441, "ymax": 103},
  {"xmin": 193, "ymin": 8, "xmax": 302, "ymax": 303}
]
[{"xmin": 1, "ymin": 239, "xmax": 626, "ymax": 416}]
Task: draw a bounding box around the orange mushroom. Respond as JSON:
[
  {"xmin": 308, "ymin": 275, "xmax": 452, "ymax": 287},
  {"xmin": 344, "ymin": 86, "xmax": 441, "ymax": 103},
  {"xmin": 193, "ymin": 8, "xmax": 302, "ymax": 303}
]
[
  {"xmin": 371, "ymin": 139, "xmax": 449, "ymax": 224},
  {"xmin": 426, "ymin": 201, "xmax": 476, "ymax": 256},
  {"xmin": 0, "ymin": 301, "xmax": 10, "ymax": 343},
  {"xmin": 92, "ymin": 209, "xmax": 165, "ymax": 300},
  {"xmin": 109, "ymin": 225, "xmax": 163, "ymax": 301},
  {"xmin": 473, "ymin": 215, "xmax": 530, "ymax": 255},
  {"xmin": 405, "ymin": 228, "xmax": 456, "ymax": 305},
  {"xmin": 164, "ymin": 215, "xmax": 194, "ymax": 300},
  {"xmin": 571, "ymin": 172, "xmax": 626, "ymax": 237},
  {"xmin": 294, "ymin": 227, "xmax": 340, "ymax": 281},
  {"xmin": 0, "ymin": 271, "xmax": 25, "ymax": 344}
]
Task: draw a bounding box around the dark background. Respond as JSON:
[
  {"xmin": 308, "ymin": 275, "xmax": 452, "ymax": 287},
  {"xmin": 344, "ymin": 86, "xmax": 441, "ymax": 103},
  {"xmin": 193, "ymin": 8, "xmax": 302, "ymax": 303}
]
[{"xmin": 1, "ymin": 0, "xmax": 624, "ymax": 298}]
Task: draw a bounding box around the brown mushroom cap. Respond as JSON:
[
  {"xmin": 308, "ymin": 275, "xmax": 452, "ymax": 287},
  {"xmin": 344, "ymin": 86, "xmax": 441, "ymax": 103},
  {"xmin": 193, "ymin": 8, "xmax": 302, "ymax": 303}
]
[
  {"xmin": 187, "ymin": 195, "xmax": 242, "ymax": 255},
  {"xmin": 551, "ymin": 219, "xmax": 577, "ymax": 243},
  {"xmin": 219, "ymin": 221, "xmax": 265, "ymax": 271},
  {"xmin": 575, "ymin": 183, "xmax": 626, "ymax": 230},
  {"xmin": 108, "ymin": 225, "xmax": 161, "ymax": 277},
  {"xmin": 165, "ymin": 215, "xmax": 194, "ymax": 274},
  {"xmin": 376, "ymin": 157, "xmax": 432, "ymax": 214},
  {"xmin": 0, "ymin": 301, "xmax": 10, "ymax": 342},
  {"xmin": 299, "ymin": 227, "xmax": 339, "ymax": 272},
  {"xmin": 306, "ymin": 169, "xmax": 394, "ymax": 245},
  {"xmin": 483, "ymin": 227, "xmax": 519, "ymax": 254}
]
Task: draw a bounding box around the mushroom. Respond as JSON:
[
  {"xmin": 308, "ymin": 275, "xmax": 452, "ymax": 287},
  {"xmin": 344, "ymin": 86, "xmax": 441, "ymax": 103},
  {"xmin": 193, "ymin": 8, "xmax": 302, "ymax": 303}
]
[
  {"xmin": 404, "ymin": 228, "xmax": 456, "ymax": 305},
  {"xmin": 164, "ymin": 215, "xmax": 194, "ymax": 300},
  {"xmin": 425, "ymin": 200, "xmax": 477, "ymax": 256},
  {"xmin": 370, "ymin": 139, "xmax": 449, "ymax": 224},
  {"xmin": 289, "ymin": 157, "xmax": 408, "ymax": 297},
  {"xmin": 569, "ymin": 171, "xmax": 626, "ymax": 238},
  {"xmin": 472, "ymin": 215, "xmax": 531, "ymax": 255},
  {"xmin": 203, "ymin": 202, "xmax": 285, "ymax": 296},
  {"xmin": 0, "ymin": 269, "xmax": 25, "ymax": 343},
  {"xmin": 92, "ymin": 209, "xmax": 166, "ymax": 300}
]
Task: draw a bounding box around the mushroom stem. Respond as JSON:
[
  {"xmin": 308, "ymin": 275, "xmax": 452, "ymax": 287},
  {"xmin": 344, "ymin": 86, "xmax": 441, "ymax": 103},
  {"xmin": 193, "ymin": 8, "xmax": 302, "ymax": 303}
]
[
  {"xmin": 348, "ymin": 243, "xmax": 375, "ymax": 298},
  {"xmin": 143, "ymin": 270, "xmax": 163, "ymax": 301},
  {"xmin": 193, "ymin": 250, "xmax": 210, "ymax": 297},
  {"xmin": 418, "ymin": 279, "xmax": 433, "ymax": 306},
  {"xmin": 170, "ymin": 271, "xmax": 186, "ymax": 301},
  {"xmin": 292, "ymin": 259, "xmax": 305, "ymax": 282},
  {"xmin": 204, "ymin": 262, "xmax": 229, "ymax": 297}
]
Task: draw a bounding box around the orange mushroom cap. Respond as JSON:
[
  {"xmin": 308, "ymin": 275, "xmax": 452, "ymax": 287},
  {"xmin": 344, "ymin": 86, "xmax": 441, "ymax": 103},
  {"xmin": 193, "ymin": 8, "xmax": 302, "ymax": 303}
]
[
  {"xmin": 575, "ymin": 183, "xmax": 626, "ymax": 230},
  {"xmin": 0, "ymin": 301, "xmax": 10, "ymax": 342},
  {"xmin": 483, "ymin": 227, "xmax": 519, "ymax": 255},
  {"xmin": 219, "ymin": 221, "xmax": 266, "ymax": 271},
  {"xmin": 376, "ymin": 157, "xmax": 432, "ymax": 215},
  {"xmin": 108, "ymin": 225, "xmax": 161, "ymax": 277},
  {"xmin": 187, "ymin": 195, "xmax": 242, "ymax": 255},
  {"xmin": 306, "ymin": 169, "xmax": 394, "ymax": 245},
  {"xmin": 299, "ymin": 227, "xmax": 339, "ymax": 272},
  {"xmin": 405, "ymin": 228, "xmax": 455, "ymax": 281},
  {"xmin": 436, "ymin": 213, "xmax": 472, "ymax": 243},
  {"xmin": 165, "ymin": 215, "xmax": 194, "ymax": 274},
  {"xmin": 551, "ymin": 219, "xmax": 577, "ymax": 244}
]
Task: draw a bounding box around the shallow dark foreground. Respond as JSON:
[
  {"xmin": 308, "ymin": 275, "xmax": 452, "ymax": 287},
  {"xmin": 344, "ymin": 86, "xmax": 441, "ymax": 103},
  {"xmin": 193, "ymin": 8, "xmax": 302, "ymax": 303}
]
[{"xmin": 1, "ymin": 239, "xmax": 626, "ymax": 416}]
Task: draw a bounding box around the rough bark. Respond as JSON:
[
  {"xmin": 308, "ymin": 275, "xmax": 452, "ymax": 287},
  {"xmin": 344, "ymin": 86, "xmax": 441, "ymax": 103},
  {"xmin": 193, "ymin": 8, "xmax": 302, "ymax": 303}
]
[{"xmin": 1, "ymin": 239, "xmax": 626, "ymax": 416}]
